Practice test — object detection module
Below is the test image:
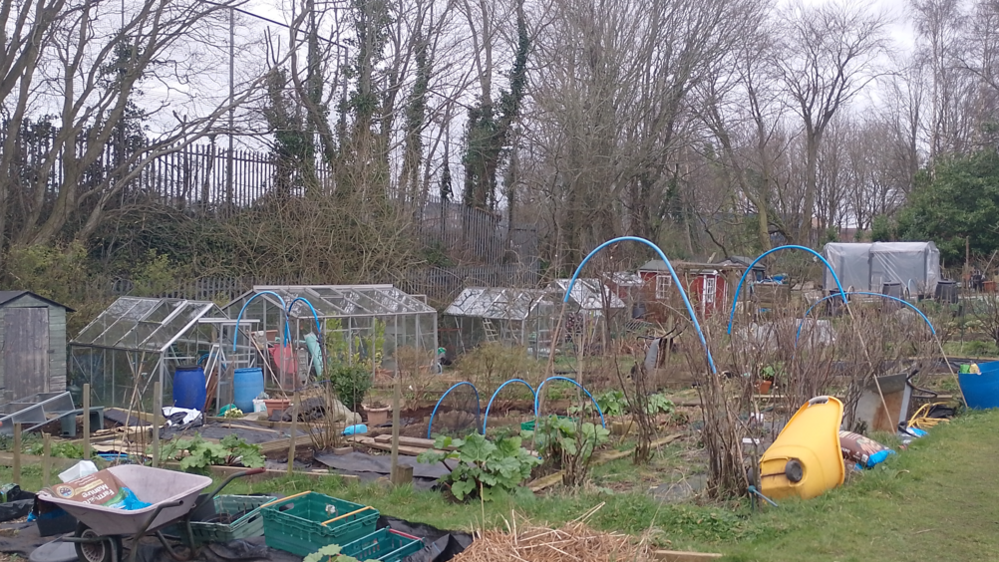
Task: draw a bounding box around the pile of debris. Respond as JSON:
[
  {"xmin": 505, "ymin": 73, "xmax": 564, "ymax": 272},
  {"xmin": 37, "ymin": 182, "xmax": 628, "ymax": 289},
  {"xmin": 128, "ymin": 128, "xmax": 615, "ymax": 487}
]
[{"xmin": 454, "ymin": 507, "xmax": 651, "ymax": 562}]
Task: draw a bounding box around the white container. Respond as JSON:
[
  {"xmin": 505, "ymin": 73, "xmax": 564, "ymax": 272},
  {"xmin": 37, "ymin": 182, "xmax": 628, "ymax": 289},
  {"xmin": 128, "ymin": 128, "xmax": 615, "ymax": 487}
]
[
  {"xmin": 252, "ymin": 399, "xmax": 267, "ymax": 413},
  {"xmin": 58, "ymin": 460, "xmax": 99, "ymax": 483}
]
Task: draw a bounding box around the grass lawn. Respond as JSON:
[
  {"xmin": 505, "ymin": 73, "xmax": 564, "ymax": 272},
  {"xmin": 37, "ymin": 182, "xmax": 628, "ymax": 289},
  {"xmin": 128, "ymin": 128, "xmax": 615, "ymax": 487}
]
[{"xmin": 6, "ymin": 410, "xmax": 998, "ymax": 561}]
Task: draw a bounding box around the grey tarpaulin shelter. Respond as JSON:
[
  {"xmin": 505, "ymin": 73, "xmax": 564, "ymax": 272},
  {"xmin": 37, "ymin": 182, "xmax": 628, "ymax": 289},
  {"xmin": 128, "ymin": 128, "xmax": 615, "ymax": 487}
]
[
  {"xmin": 70, "ymin": 297, "xmax": 247, "ymax": 408},
  {"xmin": 223, "ymin": 285, "xmax": 438, "ymax": 376},
  {"xmin": 0, "ymin": 291, "xmax": 74, "ymax": 402},
  {"xmin": 443, "ymin": 287, "xmax": 559, "ymax": 358},
  {"xmin": 823, "ymin": 242, "xmax": 941, "ymax": 297}
]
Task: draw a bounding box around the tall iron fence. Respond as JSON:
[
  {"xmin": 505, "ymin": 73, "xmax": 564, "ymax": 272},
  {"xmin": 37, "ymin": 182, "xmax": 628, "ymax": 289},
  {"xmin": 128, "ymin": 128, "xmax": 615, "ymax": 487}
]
[
  {"xmin": 100, "ymin": 262, "xmax": 541, "ymax": 309},
  {"xmin": 2, "ymin": 125, "xmax": 531, "ymax": 264}
]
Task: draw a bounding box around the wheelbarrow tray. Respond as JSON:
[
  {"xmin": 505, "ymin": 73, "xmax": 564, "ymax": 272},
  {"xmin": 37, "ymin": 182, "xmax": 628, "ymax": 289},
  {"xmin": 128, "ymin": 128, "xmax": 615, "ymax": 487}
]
[{"xmin": 37, "ymin": 466, "xmax": 212, "ymax": 537}]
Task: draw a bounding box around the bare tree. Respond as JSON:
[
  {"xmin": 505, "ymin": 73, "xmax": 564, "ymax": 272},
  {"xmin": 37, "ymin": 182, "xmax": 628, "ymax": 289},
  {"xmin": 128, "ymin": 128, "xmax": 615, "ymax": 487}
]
[
  {"xmin": 774, "ymin": 1, "xmax": 889, "ymax": 245},
  {"xmin": 0, "ymin": 0, "xmax": 275, "ymax": 250}
]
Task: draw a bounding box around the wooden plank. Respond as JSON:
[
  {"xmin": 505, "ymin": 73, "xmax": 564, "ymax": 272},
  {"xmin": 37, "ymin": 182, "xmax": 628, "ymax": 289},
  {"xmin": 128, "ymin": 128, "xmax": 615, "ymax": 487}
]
[
  {"xmin": 354, "ymin": 437, "xmax": 433, "ymax": 457},
  {"xmin": 652, "ymin": 550, "xmax": 723, "ymax": 561}
]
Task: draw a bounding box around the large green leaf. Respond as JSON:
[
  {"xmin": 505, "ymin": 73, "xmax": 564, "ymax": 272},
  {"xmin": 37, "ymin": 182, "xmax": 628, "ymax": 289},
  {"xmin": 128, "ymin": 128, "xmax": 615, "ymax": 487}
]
[
  {"xmin": 450, "ymin": 478, "xmax": 475, "ymax": 501},
  {"xmin": 458, "ymin": 433, "xmax": 496, "ymax": 463}
]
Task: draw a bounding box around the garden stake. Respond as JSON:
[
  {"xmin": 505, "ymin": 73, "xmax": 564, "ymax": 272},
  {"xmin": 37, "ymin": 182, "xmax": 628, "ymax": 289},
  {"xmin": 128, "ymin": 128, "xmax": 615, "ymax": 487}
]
[
  {"xmin": 153, "ymin": 381, "xmax": 162, "ymax": 467},
  {"xmin": 42, "ymin": 433, "xmax": 51, "ymax": 487},
  {"xmin": 12, "ymin": 423, "xmax": 21, "ymax": 485},
  {"xmin": 287, "ymin": 389, "xmax": 298, "ymax": 475},
  {"xmin": 83, "ymin": 383, "xmax": 91, "ymax": 459}
]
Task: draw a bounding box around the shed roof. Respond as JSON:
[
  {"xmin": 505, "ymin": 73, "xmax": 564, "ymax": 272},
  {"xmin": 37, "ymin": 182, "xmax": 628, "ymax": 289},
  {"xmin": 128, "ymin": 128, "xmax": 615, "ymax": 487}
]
[
  {"xmin": 72, "ymin": 297, "xmax": 223, "ymax": 353},
  {"xmin": 445, "ymin": 287, "xmax": 554, "ymax": 321},
  {"xmin": 550, "ymin": 279, "xmax": 626, "ymax": 310},
  {"xmin": 637, "ymin": 259, "xmax": 757, "ymax": 273},
  {"xmin": 0, "ymin": 290, "xmax": 75, "ymax": 311}
]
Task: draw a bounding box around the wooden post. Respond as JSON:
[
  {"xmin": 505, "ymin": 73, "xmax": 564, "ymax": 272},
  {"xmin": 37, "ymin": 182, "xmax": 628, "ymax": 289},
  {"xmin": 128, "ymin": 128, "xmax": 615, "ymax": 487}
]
[
  {"xmin": 152, "ymin": 381, "xmax": 162, "ymax": 468},
  {"xmin": 82, "ymin": 383, "xmax": 91, "ymax": 460},
  {"xmin": 389, "ymin": 363, "xmax": 404, "ymax": 486},
  {"xmin": 12, "ymin": 424, "xmax": 21, "ymax": 485},
  {"xmin": 287, "ymin": 390, "xmax": 298, "ymax": 475},
  {"xmin": 42, "ymin": 433, "xmax": 52, "ymax": 488}
]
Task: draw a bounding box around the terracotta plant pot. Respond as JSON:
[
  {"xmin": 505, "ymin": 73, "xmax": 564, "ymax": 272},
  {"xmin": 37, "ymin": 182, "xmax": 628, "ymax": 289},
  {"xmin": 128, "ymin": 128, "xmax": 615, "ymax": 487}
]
[
  {"xmin": 263, "ymin": 399, "xmax": 291, "ymax": 417},
  {"xmin": 758, "ymin": 380, "xmax": 773, "ymax": 394},
  {"xmin": 365, "ymin": 406, "xmax": 391, "ymax": 426}
]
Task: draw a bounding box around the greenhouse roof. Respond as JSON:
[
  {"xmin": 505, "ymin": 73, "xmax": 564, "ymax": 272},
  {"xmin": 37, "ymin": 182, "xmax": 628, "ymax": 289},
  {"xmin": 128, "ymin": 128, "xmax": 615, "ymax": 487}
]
[
  {"xmin": 550, "ymin": 278, "xmax": 626, "ymax": 310},
  {"xmin": 226, "ymin": 285, "xmax": 436, "ymax": 319},
  {"xmin": 72, "ymin": 297, "xmax": 224, "ymax": 353},
  {"xmin": 444, "ymin": 287, "xmax": 555, "ymax": 321}
]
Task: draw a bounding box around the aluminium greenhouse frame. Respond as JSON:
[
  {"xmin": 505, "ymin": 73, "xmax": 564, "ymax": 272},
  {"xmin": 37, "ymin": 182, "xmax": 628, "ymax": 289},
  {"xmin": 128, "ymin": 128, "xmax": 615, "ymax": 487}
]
[
  {"xmin": 443, "ymin": 287, "xmax": 559, "ymax": 358},
  {"xmin": 223, "ymin": 285, "xmax": 439, "ymax": 379},
  {"xmin": 69, "ymin": 297, "xmax": 254, "ymax": 410}
]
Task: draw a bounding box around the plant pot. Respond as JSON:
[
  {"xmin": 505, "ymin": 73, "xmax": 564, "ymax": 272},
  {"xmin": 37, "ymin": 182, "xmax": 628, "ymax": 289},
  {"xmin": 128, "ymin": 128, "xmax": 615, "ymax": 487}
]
[
  {"xmin": 262, "ymin": 398, "xmax": 291, "ymax": 417},
  {"xmin": 757, "ymin": 380, "xmax": 773, "ymax": 394},
  {"xmin": 365, "ymin": 406, "xmax": 391, "ymax": 426}
]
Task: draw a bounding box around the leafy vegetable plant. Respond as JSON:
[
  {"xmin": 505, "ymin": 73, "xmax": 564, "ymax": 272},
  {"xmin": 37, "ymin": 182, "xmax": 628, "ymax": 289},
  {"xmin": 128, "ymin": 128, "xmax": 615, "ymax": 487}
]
[
  {"xmin": 418, "ymin": 433, "xmax": 540, "ymax": 502},
  {"xmin": 302, "ymin": 544, "xmax": 376, "ymax": 562},
  {"xmin": 595, "ymin": 390, "xmax": 627, "ymax": 416},
  {"xmin": 526, "ymin": 415, "xmax": 609, "ymax": 487},
  {"xmin": 645, "ymin": 393, "xmax": 675, "ymax": 416},
  {"xmin": 157, "ymin": 434, "xmax": 265, "ymax": 472}
]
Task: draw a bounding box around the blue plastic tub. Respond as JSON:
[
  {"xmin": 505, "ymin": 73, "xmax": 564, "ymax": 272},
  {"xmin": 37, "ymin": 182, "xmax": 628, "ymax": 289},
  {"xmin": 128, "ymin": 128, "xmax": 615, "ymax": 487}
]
[
  {"xmin": 958, "ymin": 361, "xmax": 999, "ymax": 409},
  {"xmin": 234, "ymin": 367, "xmax": 265, "ymax": 412},
  {"xmin": 174, "ymin": 365, "xmax": 207, "ymax": 410}
]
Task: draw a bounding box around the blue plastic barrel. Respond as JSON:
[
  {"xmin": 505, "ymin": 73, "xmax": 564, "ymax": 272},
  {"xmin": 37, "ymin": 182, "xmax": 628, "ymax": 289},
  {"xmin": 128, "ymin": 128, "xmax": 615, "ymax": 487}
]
[
  {"xmin": 173, "ymin": 365, "xmax": 207, "ymax": 410},
  {"xmin": 233, "ymin": 367, "xmax": 265, "ymax": 412},
  {"xmin": 958, "ymin": 361, "xmax": 999, "ymax": 409}
]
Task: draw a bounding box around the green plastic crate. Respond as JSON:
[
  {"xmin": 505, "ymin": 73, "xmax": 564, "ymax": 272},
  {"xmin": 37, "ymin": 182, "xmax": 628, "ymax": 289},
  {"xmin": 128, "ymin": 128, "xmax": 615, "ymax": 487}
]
[
  {"xmin": 261, "ymin": 492, "xmax": 379, "ymax": 556},
  {"xmin": 189, "ymin": 495, "xmax": 278, "ymax": 545},
  {"xmin": 339, "ymin": 528, "xmax": 423, "ymax": 562}
]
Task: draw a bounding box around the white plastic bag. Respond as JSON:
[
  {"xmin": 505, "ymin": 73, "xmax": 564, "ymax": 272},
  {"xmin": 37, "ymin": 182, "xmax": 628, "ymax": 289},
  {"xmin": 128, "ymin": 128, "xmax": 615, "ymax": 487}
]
[
  {"xmin": 252, "ymin": 399, "xmax": 267, "ymax": 413},
  {"xmin": 58, "ymin": 460, "xmax": 99, "ymax": 483}
]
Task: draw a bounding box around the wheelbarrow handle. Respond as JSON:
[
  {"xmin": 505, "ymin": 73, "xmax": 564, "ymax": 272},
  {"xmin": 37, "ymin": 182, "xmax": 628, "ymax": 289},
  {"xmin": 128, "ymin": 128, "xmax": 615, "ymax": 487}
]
[{"xmin": 195, "ymin": 467, "xmax": 269, "ymax": 510}]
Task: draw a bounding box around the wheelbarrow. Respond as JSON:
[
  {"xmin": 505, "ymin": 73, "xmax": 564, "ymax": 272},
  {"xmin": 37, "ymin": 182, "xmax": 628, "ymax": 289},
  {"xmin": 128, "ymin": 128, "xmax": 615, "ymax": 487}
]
[{"xmin": 36, "ymin": 465, "xmax": 265, "ymax": 562}]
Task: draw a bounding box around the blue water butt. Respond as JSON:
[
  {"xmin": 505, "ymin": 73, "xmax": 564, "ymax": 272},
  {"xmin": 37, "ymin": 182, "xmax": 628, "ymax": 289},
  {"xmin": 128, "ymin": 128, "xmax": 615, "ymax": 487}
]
[
  {"xmin": 958, "ymin": 360, "xmax": 999, "ymax": 409},
  {"xmin": 233, "ymin": 367, "xmax": 265, "ymax": 413},
  {"xmin": 173, "ymin": 365, "xmax": 207, "ymax": 410}
]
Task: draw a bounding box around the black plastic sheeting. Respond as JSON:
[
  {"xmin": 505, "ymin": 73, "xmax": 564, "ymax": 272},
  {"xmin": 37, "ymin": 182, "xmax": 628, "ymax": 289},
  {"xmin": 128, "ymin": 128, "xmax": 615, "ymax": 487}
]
[{"xmin": 379, "ymin": 516, "xmax": 472, "ymax": 562}]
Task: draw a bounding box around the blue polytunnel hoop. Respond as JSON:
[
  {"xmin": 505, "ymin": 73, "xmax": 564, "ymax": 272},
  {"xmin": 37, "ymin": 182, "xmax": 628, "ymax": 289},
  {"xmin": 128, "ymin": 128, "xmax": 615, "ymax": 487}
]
[
  {"xmin": 482, "ymin": 378, "xmax": 537, "ymax": 434},
  {"xmin": 726, "ymin": 245, "xmax": 849, "ymax": 335},
  {"xmin": 534, "ymin": 376, "xmax": 606, "ymax": 429},
  {"xmin": 234, "ymin": 290, "xmax": 292, "ymax": 352},
  {"xmin": 565, "ymin": 236, "xmax": 716, "ymax": 373},
  {"xmin": 795, "ymin": 291, "xmax": 936, "ymax": 344},
  {"xmin": 427, "ymin": 381, "xmax": 482, "ymax": 439}
]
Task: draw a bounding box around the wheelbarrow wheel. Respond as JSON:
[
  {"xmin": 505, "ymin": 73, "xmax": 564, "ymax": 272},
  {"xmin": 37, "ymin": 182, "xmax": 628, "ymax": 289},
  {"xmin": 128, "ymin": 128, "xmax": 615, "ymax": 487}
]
[{"xmin": 74, "ymin": 522, "xmax": 122, "ymax": 562}]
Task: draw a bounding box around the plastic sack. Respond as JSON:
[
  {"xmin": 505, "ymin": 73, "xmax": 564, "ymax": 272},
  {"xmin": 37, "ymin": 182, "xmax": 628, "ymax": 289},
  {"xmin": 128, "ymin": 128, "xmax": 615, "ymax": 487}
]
[
  {"xmin": 105, "ymin": 487, "xmax": 151, "ymax": 511},
  {"xmin": 252, "ymin": 399, "xmax": 267, "ymax": 413},
  {"xmin": 58, "ymin": 460, "xmax": 99, "ymax": 484},
  {"xmin": 839, "ymin": 430, "xmax": 895, "ymax": 469}
]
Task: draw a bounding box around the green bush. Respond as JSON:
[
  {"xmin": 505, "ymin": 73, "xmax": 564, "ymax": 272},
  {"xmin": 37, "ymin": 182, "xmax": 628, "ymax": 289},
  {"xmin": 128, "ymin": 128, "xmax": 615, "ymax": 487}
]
[{"xmin": 329, "ymin": 364, "xmax": 373, "ymax": 411}]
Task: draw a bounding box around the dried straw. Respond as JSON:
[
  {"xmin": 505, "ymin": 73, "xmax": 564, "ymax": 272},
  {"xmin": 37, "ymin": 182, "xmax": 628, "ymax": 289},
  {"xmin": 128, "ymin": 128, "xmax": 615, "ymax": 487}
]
[{"xmin": 453, "ymin": 508, "xmax": 650, "ymax": 562}]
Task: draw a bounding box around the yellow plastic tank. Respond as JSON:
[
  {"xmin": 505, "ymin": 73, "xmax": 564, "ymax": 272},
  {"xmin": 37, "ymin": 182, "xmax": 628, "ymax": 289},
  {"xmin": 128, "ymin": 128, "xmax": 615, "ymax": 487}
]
[{"xmin": 759, "ymin": 396, "xmax": 845, "ymax": 501}]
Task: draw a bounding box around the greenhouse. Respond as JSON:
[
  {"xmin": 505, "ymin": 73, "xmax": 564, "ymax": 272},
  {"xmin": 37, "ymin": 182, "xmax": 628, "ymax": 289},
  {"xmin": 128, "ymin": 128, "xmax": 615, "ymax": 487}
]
[
  {"xmin": 70, "ymin": 297, "xmax": 248, "ymax": 410},
  {"xmin": 443, "ymin": 287, "xmax": 559, "ymax": 358},
  {"xmin": 223, "ymin": 285, "xmax": 439, "ymax": 380}
]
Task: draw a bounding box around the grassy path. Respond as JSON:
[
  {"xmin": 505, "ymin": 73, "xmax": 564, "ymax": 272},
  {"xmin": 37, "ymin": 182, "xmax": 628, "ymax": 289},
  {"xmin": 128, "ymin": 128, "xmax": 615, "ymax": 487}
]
[{"xmin": 722, "ymin": 410, "xmax": 999, "ymax": 561}]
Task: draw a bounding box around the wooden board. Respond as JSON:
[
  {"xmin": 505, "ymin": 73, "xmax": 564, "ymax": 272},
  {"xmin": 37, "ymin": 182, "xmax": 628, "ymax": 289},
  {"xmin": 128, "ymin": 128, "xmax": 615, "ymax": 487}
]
[{"xmin": 652, "ymin": 550, "xmax": 723, "ymax": 561}]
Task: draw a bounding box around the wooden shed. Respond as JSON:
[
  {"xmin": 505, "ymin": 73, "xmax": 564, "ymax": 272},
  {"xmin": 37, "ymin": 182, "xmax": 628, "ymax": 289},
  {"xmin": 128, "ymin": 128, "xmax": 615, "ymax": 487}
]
[{"xmin": 0, "ymin": 291, "xmax": 74, "ymax": 402}]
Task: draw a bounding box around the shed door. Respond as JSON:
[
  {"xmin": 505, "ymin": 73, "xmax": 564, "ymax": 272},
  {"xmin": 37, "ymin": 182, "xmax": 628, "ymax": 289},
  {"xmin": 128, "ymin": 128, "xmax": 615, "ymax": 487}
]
[{"xmin": 3, "ymin": 308, "xmax": 49, "ymax": 400}]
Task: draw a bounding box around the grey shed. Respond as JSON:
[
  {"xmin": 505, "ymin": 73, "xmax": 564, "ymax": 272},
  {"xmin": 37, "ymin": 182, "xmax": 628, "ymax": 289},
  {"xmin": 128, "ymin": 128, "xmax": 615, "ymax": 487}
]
[{"xmin": 0, "ymin": 291, "xmax": 74, "ymax": 402}]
